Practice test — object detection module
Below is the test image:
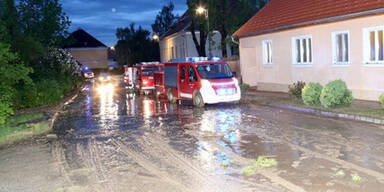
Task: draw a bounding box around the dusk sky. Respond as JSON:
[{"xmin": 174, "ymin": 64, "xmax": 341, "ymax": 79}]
[{"xmin": 60, "ymin": 0, "xmax": 187, "ymax": 46}]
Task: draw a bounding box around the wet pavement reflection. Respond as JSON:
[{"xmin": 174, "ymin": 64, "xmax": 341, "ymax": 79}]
[{"xmin": 51, "ymin": 76, "xmax": 384, "ymax": 192}]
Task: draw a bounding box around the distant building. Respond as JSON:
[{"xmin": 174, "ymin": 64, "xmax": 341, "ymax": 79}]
[
  {"xmin": 234, "ymin": 0, "xmax": 384, "ymax": 101},
  {"xmin": 64, "ymin": 29, "xmax": 108, "ymax": 70},
  {"xmin": 159, "ymin": 12, "xmax": 232, "ymax": 62}
]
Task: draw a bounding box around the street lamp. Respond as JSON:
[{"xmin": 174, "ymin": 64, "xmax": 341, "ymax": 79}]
[
  {"xmin": 152, "ymin": 34, "xmax": 159, "ymax": 41},
  {"xmin": 196, "ymin": 6, "xmax": 211, "ymax": 58}
]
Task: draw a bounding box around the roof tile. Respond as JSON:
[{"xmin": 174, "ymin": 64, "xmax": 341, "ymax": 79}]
[{"xmin": 234, "ymin": 0, "xmax": 384, "ymax": 37}]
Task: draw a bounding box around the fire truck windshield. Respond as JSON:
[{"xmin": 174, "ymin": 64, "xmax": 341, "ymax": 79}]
[
  {"xmin": 196, "ymin": 63, "xmax": 233, "ymax": 80},
  {"xmin": 142, "ymin": 67, "xmax": 160, "ymax": 76}
]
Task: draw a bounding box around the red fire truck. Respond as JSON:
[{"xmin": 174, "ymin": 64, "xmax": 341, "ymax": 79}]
[
  {"xmin": 135, "ymin": 62, "xmax": 163, "ymax": 95},
  {"xmin": 159, "ymin": 57, "xmax": 241, "ymax": 107},
  {"xmin": 154, "ymin": 71, "xmax": 165, "ymax": 98}
]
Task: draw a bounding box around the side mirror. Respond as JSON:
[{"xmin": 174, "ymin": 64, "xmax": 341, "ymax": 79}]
[{"xmin": 232, "ymin": 71, "xmax": 237, "ymax": 77}]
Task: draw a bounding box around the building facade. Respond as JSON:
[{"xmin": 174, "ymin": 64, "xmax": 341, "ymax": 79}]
[
  {"xmin": 234, "ymin": 0, "xmax": 384, "ymax": 101},
  {"xmin": 64, "ymin": 29, "xmax": 109, "ymax": 70},
  {"xmin": 159, "ymin": 12, "xmax": 232, "ymax": 62}
]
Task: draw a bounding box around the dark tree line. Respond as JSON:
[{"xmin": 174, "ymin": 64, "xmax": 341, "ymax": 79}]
[
  {"xmin": 187, "ymin": 0, "xmax": 269, "ymax": 57},
  {"xmin": 0, "ymin": 0, "xmax": 80, "ymax": 123},
  {"xmin": 115, "ymin": 23, "xmax": 159, "ymax": 66}
]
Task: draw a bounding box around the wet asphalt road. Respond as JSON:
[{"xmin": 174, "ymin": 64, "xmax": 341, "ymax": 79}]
[{"xmin": 1, "ymin": 76, "xmax": 384, "ymax": 192}]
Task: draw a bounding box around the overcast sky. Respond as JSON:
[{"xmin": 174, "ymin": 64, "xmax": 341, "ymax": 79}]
[{"xmin": 61, "ymin": 0, "xmax": 187, "ymax": 46}]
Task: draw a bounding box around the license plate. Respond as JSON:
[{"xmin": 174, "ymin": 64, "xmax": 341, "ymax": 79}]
[
  {"xmin": 217, "ymin": 88, "xmax": 235, "ymax": 96},
  {"xmin": 148, "ymin": 77, "xmax": 154, "ymax": 80}
]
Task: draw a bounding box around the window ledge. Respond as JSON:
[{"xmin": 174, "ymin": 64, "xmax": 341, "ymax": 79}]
[
  {"xmin": 263, "ymin": 64, "xmax": 273, "ymax": 68},
  {"xmin": 333, "ymin": 63, "xmax": 350, "ymax": 67},
  {"xmin": 292, "ymin": 64, "xmax": 313, "ymax": 67},
  {"xmin": 363, "ymin": 63, "xmax": 384, "ymax": 67}
]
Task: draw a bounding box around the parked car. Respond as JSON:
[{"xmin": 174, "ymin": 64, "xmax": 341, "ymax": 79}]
[
  {"xmin": 81, "ymin": 67, "xmax": 94, "ymax": 79},
  {"xmin": 97, "ymin": 72, "xmax": 111, "ymax": 84}
]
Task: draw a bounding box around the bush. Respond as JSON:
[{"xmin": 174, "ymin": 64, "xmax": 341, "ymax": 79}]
[
  {"xmin": 302, "ymin": 83, "xmax": 323, "ymax": 106},
  {"xmin": 289, "ymin": 81, "xmax": 306, "ymax": 100},
  {"xmin": 240, "ymin": 84, "xmax": 250, "ymax": 93},
  {"xmin": 35, "ymin": 48, "xmax": 80, "ymax": 77},
  {"xmin": 0, "ymin": 43, "xmax": 32, "ymax": 124},
  {"xmin": 320, "ymin": 80, "xmax": 353, "ymax": 108},
  {"xmin": 17, "ymin": 79, "xmax": 63, "ymax": 108},
  {"xmin": 380, "ymin": 94, "xmax": 384, "ymax": 109},
  {"xmin": 14, "ymin": 48, "xmax": 82, "ymax": 109}
]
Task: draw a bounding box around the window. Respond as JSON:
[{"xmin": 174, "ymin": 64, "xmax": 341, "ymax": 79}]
[
  {"xmin": 188, "ymin": 66, "xmax": 198, "ymax": 82},
  {"xmin": 292, "ymin": 35, "xmax": 312, "ymax": 65},
  {"xmin": 363, "ymin": 26, "xmax": 384, "ymax": 64},
  {"xmin": 332, "ymin": 31, "xmax": 349, "ymax": 65},
  {"xmin": 262, "ymin": 40, "xmax": 272, "ymax": 65},
  {"xmin": 180, "ymin": 66, "xmax": 186, "ymax": 82},
  {"xmin": 171, "ymin": 46, "xmax": 175, "ymax": 59},
  {"xmin": 196, "ymin": 63, "xmax": 233, "ymax": 80}
]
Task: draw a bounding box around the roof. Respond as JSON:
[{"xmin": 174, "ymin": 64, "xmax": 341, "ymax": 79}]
[
  {"xmin": 64, "ymin": 29, "xmax": 107, "ymax": 48},
  {"xmin": 161, "ymin": 12, "xmax": 191, "ymax": 39},
  {"xmin": 234, "ymin": 0, "xmax": 384, "ymax": 38}
]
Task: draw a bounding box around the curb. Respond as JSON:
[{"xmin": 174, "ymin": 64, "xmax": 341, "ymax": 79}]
[
  {"xmin": 242, "ymin": 97, "xmax": 384, "ymax": 126},
  {"xmin": 274, "ymin": 105, "xmax": 384, "ymax": 125},
  {"xmin": 47, "ymin": 84, "xmax": 84, "ymax": 133}
]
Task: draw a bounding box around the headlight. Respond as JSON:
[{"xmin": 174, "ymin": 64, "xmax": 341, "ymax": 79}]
[
  {"xmin": 201, "ymin": 79, "xmax": 211, "ymax": 88},
  {"xmin": 232, "ymin": 77, "xmax": 239, "ymax": 86}
]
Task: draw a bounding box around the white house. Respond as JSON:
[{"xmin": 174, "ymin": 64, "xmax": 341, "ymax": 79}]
[
  {"xmin": 234, "ymin": 0, "xmax": 384, "ymax": 101},
  {"xmin": 159, "ymin": 12, "xmax": 232, "ymax": 62}
]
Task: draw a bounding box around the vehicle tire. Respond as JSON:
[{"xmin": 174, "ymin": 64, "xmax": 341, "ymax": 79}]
[
  {"xmin": 233, "ymin": 100, "xmax": 240, "ymax": 105},
  {"xmin": 154, "ymin": 89, "xmax": 159, "ymax": 99},
  {"xmin": 168, "ymin": 89, "xmax": 176, "ymax": 103},
  {"xmin": 193, "ymin": 92, "xmax": 205, "ymax": 108}
]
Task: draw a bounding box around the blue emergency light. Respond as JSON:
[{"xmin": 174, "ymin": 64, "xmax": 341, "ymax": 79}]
[
  {"xmin": 170, "ymin": 57, "xmax": 222, "ymax": 63},
  {"xmin": 211, "ymin": 57, "xmax": 221, "ymax": 61}
]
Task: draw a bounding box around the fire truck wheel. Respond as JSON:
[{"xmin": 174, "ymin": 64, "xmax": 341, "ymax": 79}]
[
  {"xmin": 168, "ymin": 89, "xmax": 177, "ymax": 104},
  {"xmin": 193, "ymin": 92, "xmax": 205, "ymax": 108}
]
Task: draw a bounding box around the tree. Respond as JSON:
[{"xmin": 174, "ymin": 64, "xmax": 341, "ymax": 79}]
[
  {"xmin": 116, "ymin": 23, "xmax": 160, "ymax": 66},
  {"xmin": 187, "ymin": 0, "xmax": 268, "ymax": 57},
  {"xmin": 152, "ymin": 2, "xmax": 179, "ymax": 36},
  {"xmin": 187, "ymin": 0, "xmax": 208, "ymax": 57},
  {"xmin": 18, "ymin": 0, "xmax": 71, "ymax": 47},
  {"xmin": 210, "ymin": 0, "xmax": 268, "ymax": 57}
]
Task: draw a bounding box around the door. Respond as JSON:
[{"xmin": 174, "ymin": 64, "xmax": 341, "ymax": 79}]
[
  {"xmin": 179, "ymin": 64, "xmax": 191, "ymax": 99},
  {"xmin": 185, "ymin": 65, "xmax": 199, "ymax": 96}
]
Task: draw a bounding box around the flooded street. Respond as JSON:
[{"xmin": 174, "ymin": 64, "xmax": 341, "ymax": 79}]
[{"xmin": 1, "ymin": 76, "xmax": 384, "ymax": 192}]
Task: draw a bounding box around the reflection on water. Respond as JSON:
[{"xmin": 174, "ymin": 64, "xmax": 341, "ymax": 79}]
[
  {"xmin": 98, "ymin": 84, "xmax": 118, "ymax": 131},
  {"xmin": 198, "ymin": 108, "xmax": 243, "ymax": 171},
  {"xmin": 125, "ymin": 95, "xmax": 170, "ymax": 118}
]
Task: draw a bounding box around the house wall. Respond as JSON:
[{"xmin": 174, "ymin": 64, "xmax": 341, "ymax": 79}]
[
  {"xmin": 160, "ymin": 31, "xmax": 231, "ymax": 62},
  {"xmin": 239, "ymin": 14, "xmax": 384, "ymax": 101},
  {"xmin": 68, "ymin": 47, "xmax": 108, "ymax": 69}
]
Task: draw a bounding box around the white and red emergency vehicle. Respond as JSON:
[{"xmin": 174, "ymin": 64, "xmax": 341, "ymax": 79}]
[
  {"xmin": 161, "ymin": 57, "xmax": 241, "ymax": 107},
  {"xmin": 135, "ymin": 62, "xmax": 163, "ymax": 95},
  {"xmin": 124, "ymin": 66, "xmax": 137, "ymax": 89}
]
